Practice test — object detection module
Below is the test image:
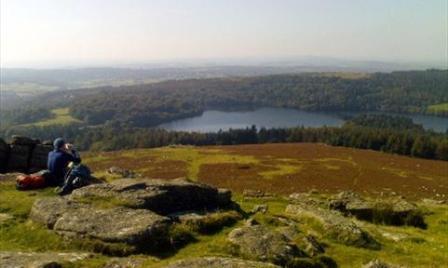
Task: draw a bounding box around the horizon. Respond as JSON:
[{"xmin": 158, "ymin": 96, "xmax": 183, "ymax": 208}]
[{"xmin": 1, "ymin": 0, "xmax": 447, "ymax": 69}]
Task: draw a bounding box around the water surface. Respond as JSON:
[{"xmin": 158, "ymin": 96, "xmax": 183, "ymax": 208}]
[{"xmin": 158, "ymin": 107, "xmax": 448, "ymax": 133}]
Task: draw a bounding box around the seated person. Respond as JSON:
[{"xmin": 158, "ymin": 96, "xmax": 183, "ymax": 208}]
[{"xmin": 47, "ymin": 138, "xmax": 81, "ymax": 186}]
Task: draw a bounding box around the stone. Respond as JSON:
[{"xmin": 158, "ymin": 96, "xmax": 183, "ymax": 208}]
[
  {"xmin": 228, "ymin": 225, "xmax": 306, "ymax": 266},
  {"xmin": 30, "ymin": 198, "xmax": 82, "ymax": 228},
  {"xmin": 289, "ymin": 192, "xmax": 328, "ymax": 207},
  {"xmin": 362, "ymin": 259, "xmax": 401, "ymax": 268},
  {"xmin": 245, "ymin": 218, "xmax": 259, "ymax": 226},
  {"xmin": 174, "ymin": 210, "xmax": 242, "ymax": 233},
  {"xmin": 302, "ymin": 235, "xmax": 325, "ymax": 256},
  {"xmin": 69, "ymin": 178, "xmax": 232, "ymax": 215},
  {"xmin": 422, "ymin": 198, "xmax": 446, "ymax": 205},
  {"xmin": 107, "ymin": 166, "xmax": 136, "ymax": 178},
  {"xmin": 0, "ymin": 213, "xmax": 13, "ymax": 224},
  {"xmin": 0, "ymin": 251, "xmax": 92, "ymax": 268},
  {"xmin": 7, "ymin": 144, "xmax": 32, "ymax": 172},
  {"xmin": 166, "ymin": 257, "xmax": 280, "ymax": 268},
  {"xmin": 29, "ymin": 144, "xmax": 53, "ymax": 172},
  {"xmin": 30, "ymin": 197, "xmax": 171, "ymax": 250},
  {"xmin": 217, "ymin": 188, "xmax": 232, "ymax": 207},
  {"xmin": 285, "ymin": 204, "xmax": 379, "ymax": 249},
  {"xmin": 102, "ymin": 257, "xmax": 146, "ymax": 268},
  {"xmin": 329, "ymin": 192, "xmax": 426, "ymax": 228},
  {"xmin": 53, "ymin": 206, "xmax": 170, "ymax": 245},
  {"xmin": 0, "ymin": 138, "xmax": 9, "ymax": 172},
  {"xmin": 243, "ymin": 189, "xmax": 274, "ymax": 198},
  {"xmin": 11, "ymin": 135, "xmax": 39, "ymax": 145},
  {"xmin": 251, "ymin": 204, "xmax": 268, "ymax": 214}
]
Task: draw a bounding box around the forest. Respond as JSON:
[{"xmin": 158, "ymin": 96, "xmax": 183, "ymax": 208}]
[
  {"xmin": 1, "ymin": 69, "xmax": 447, "ymax": 128},
  {"xmin": 1, "ymin": 114, "xmax": 447, "ymax": 161}
]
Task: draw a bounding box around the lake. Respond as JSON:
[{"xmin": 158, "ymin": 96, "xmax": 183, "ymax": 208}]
[{"xmin": 158, "ymin": 107, "xmax": 448, "ymax": 133}]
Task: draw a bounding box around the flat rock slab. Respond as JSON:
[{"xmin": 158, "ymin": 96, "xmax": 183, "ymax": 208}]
[
  {"xmin": 30, "ymin": 197, "xmax": 171, "ymax": 246},
  {"xmin": 285, "ymin": 204, "xmax": 380, "ymax": 249},
  {"xmin": 0, "ymin": 251, "xmax": 92, "ymax": 268},
  {"xmin": 166, "ymin": 257, "xmax": 280, "ymax": 268},
  {"xmin": 228, "ymin": 225, "xmax": 306, "ymax": 266},
  {"xmin": 69, "ymin": 178, "xmax": 232, "ymax": 215},
  {"xmin": 0, "ymin": 213, "xmax": 13, "ymax": 224},
  {"xmin": 329, "ymin": 191, "xmax": 425, "ymax": 228}
]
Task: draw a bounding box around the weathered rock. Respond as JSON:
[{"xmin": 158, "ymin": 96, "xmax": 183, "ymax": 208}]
[
  {"xmin": 289, "ymin": 192, "xmax": 328, "ymax": 207},
  {"xmin": 217, "ymin": 188, "xmax": 232, "ymax": 206},
  {"xmin": 11, "ymin": 135, "xmax": 39, "ymax": 145},
  {"xmin": 243, "ymin": 189, "xmax": 274, "ymax": 198},
  {"xmin": 251, "ymin": 204, "xmax": 268, "ymax": 214},
  {"xmin": 0, "ymin": 213, "xmax": 13, "ymax": 224},
  {"xmin": 302, "ymin": 235, "xmax": 325, "ymax": 257},
  {"xmin": 30, "ymin": 198, "xmax": 83, "ymax": 228},
  {"xmin": 102, "ymin": 257, "xmax": 146, "ymax": 268},
  {"xmin": 7, "ymin": 144, "xmax": 32, "ymax": 172},
  {"xmin": 329, "ymin": 192, "xmax": 426, "ymax": 228},
  {"xmin": 362, "ymin": 259, "xmax": 401, "ymax": 268},
  {"xmin": 174, "ymin": 210, "xmax": 242, "ymax": 233},
  {"xmin": 166, "ymin": 257, "xmax": 280, "ymax": 268},
  {"xmin": 30, "ymin": 197, "xmax": 171, "ymax": 249},
  {"xmin": 53, "ymin": 206, "xmax": 171, "ymax": 245},
  {"xmin": 0, "ymin": 138, "xmax": 9, "ymax": 172},
  {"xmin": 69, "ymin": 178, "xmax": 232, "ymax": 215},
  {"xmin": 228, "ymin": 225, "xmax": 306, "ymax": 266},
  {"xmin": 29, "ymin": 144, "xmax": 53, "ymax": 173},
  {"xmin": 0, "ymin": 251, "xmax": 92, "ymax": 268},
  {"xmin": 107, "ymin": 166, "xmax": 137, "ymax": 178},
  {"xmin": 285, "ymin": 204, "xmax": 380, "ymax": 249}
]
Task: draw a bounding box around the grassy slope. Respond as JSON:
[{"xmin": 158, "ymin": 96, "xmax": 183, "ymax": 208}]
[
  {"xmin": 1, "ymin": 144, "xmax": 448, "ymax": 267},
  {"xmin": 84, "ymin": 143, "xmax": 448, "ymax": 200},
  {"xmin": 428, "ymin": 102, "xmax": 448, "ymax": 113},
  {"xmin": 21, "ymin": 108, "xmax": 82, "ymax": 127}
]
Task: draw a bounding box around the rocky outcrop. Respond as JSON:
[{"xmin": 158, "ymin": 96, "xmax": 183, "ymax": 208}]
[
  {"xmin": 166, "ymin": 257, "xmax": 280, "ymax": 268},
  {"xmin": 228, "ymin": 225, "xmax": 306, "ymax": 266},
  {"xmin": 0, "ymin": 138, "xmax": 9, "ymax": 173},
  {"xmin": 69, "ymin": 178, "xmax": 232, "ymax": 214},
  {"xmin": 30, "ymin": 197, "xmax": 171, "ymax": 250},
  {"xmin": 29, "ymin": 178, "xmax": 235, "ymax": 255},
  {"xmin": 0, "ymin": 251, "xmax": 92, "ymax": 268},
  {"xmin": 174, "ymin": 210, "xmax": 242, "ymax": 234},
  {"xmin": 0, "ymin": 136, "xmax": 52, "ymax": 174},
  {"xmin": 329, "ymin": 191, "xmax": 426, "ymax": 228},
  {"xmin": 29, "ymin": 143, "xmax": 53, "ymax": 173},
  {"xmin": 285, "ymin": 203, "xmax": 380, "ymax": 249}
]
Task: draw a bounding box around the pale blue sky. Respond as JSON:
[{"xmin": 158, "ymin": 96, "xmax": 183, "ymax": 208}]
[{"xmin": 1, "ymin": 0, "xmax": 446, "ymax": 67}]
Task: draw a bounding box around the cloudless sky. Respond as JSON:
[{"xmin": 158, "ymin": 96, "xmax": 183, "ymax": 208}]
[{"xmin": 1, "ymin": 0, "xmax": 447, "ymax": 67}]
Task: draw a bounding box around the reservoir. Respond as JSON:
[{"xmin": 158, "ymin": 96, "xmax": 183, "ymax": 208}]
[{"xmin": 158, "ymin": 107, "xmax": 448, "ymax": 133}]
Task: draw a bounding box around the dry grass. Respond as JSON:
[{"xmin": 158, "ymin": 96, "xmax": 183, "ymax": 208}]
[{"xmin": 85, "ymin": 143, "xmax": 448, "ymax": 200}]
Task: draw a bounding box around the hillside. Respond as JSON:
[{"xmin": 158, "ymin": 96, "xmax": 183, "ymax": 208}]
[
  {"xmin": 1, "ymin": 143, "xmax": 447, "ymax": 267},
  {"xmin": 2, "ymin": 70, "xmax": 447, "ymax": 128}
]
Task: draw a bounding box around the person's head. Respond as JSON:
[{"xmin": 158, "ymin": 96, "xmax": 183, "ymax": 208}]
[{"xmin": 53, "ymin": 138, "xmax": 66, "ymax": 150}]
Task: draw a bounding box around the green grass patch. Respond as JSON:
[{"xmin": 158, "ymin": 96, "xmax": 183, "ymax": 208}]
[
  {"xmin": 151, "ymin": 147, "xmax": 259, "ymax": 180},
  {"xmin": 428, "ymin": 102, "xmax": 448, "ymax": 113},
  {"xmin": 259, "ymin": 164, "xmax": 302, "ymax": 179},
  {"xmin": 21, "ymin": 108, "xmax": 82, "ymax": 127}
]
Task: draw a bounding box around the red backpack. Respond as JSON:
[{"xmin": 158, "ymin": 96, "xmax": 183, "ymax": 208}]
[{"xmin": 16, "ymin": 173, "xmax": 46, "ymax": 190}]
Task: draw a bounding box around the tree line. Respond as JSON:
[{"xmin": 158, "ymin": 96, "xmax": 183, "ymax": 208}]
[
  {"xmin": 1, "ymin": 116, "xmax": 447, "ymax": 161},
  {"xmin": 2, "ymin": 69, "xmax": 447, "ymax": 127}
]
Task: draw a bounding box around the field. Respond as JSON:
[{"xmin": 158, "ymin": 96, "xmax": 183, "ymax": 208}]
[
  {"xmin": 428, "ymin": 102, "xmax": 448, "ymax": 113},
  {"xmin": 1, "ymin": 143, "xmax": 448, "ymax": 267},
  {"xmin": 22, "ymin": 108, "xmax": 82, "ymax": 127},
  {"xmin": 84, "ymin": 143, "xmax": 448, "ymax": 200}
]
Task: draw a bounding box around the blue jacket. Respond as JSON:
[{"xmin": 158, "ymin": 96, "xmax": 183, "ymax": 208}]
[{"xmin": 47, "ymin": 149, "xmax": 81, "ymax": 182}]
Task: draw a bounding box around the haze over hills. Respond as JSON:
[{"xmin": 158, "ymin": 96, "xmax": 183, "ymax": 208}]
[{"xmin": 1, "ymin": 56, "xmax": 445, "ymax": 109}]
